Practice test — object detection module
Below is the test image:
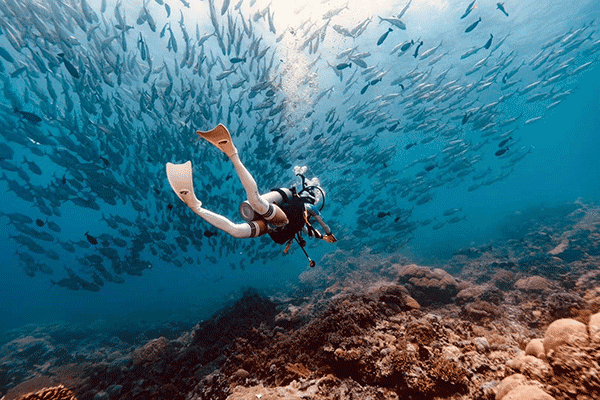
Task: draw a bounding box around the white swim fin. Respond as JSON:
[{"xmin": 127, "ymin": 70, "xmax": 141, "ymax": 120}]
[
  {"xmin": 166, "ymin": 161, "xmax": 202, "ymax": 209},
  {"xmin": 196, "ymin": 124, "xmax": 237, "ymax": 157}
]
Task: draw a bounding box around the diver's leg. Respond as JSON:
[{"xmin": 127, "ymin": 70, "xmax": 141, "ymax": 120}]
[
  {"xmin": 166, "ymin": 161, "xmax": 268, "ymax": 238},
  {"xmin": 196, "ymin": 125, "xmax": 288, "ymax": 226},
  {"xmin": 190, "ymin": 206, "xmax": 268, "ymax": 238},
  {"xmin": 228, "ymin": 152, "xmax": 289, "ymax": 226}
]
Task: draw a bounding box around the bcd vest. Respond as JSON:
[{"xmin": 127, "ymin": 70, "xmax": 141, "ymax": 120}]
[{"xmin": 268, "ymin": 190, "xmax": 308, "ymax": 244}]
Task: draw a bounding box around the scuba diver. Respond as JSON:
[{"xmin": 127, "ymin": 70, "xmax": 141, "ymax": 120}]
[{"xmin": 166, "ymin": 124, "xmax": 337, "ymax": 267}]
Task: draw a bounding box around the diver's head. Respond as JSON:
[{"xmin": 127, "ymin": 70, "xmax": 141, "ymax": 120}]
[
  {"xmin": 294, "ymin": 167, "xmax": 325, "ymax": 210},
  {"xmin": 300, "ymin": 190, "xmax": 318, "ymax": 205}
]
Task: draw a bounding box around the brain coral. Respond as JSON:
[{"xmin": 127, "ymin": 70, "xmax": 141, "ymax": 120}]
[
  {"xmin": 396, "ymin": 264, "xmax": 459, "ymax": 306},
  {"xmin": 524, "ymin": 338, "xmax": 546, "ymax": 361},
  {"xmin": 543, "ymin": 318, "xmax": 589, "ymax": 357},
  {"xmin": 132, "ymin": 336, "xmax": 173, "ymax": 366},
  {"xmin": 514, "ymin": 276, "xmax": 551, "ymax": 293}
]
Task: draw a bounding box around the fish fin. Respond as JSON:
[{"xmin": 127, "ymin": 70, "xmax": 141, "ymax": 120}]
[
  {"xmin": 196, "ymin": 124, "xmax": 237, "ymax": 157},
  {"xmin": 166, "ymin": 161, "xmax": 202, "ymax": 209}
]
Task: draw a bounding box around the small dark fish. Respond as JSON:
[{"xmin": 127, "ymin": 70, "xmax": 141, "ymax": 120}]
[
  {"xmin": 465, "ymin": 17, "xmax": 482, "ymax": 33},
  {"xmin": 400, "ymin": 40, "xmax": 414, "ymax": 52},
  {"xmin": 10, "ymin": 66, "xmax": 27, "ymax": 78},
  {"xmin": 160, "ymin": 23, "xmax": 169, "ymax": 38},
  {"xmin": 461, "ymin": 0, "xmax": 477, "ymax": 19},
  {"xmin": 84, "ymin": 231, "xmax": 98, "ymax": 245},
  {"xmin": 377, "ymin": 212, "xmax": 391, "ymax": 218},
  {"xmin": 91, "ymin": 271, "xmax": 104, "ymax": 286},
  {"xmin": 484, "ymin": 34, "xmax": 493, "ymax": 49},
  {"xmin": 230, "ymin": 57, "xmax": 247, "ymax": 63},
  {"xmin": 0, "ymin": 46, "xmax": 15, "ymax": 63},
  {"xmin": 462, "ymin": 112, "xmax": 470, "ymax": 125},
  {"xmin": 14, "ymin": 108, "xmax": 42, "ymax": 123},
  {"xmin": 336, "ymin": 62, "xmax": 352, "ymax": 70},
  {"xmin": 204, "ymin": 230, "xmax": 217, "ymax": 238},
  {"xmin": 394, "ymin": 217, "xmax": 401, "ymax": 222},
  {"xmin": 447, "ymin": 215, "xmax": 466, "ymax": 224},
  {"xmin": 154, "ymin": 187, "xmax": 161, "ymax": 195},
  {"xmin": 377, "ymin": 28, "xmax": 393, "ymax": 46},
  {"xmin": 35, "ymin": 218, "xmax": 45, "ymax": 227},
  {"xmin": 498, "ymin": 136, "xmax": 512, "ymax": 147},
  {"xmin": 497, "ymin": 2, "xmax": 509, "ymax": 17},
  {"xmin": 424, "ymin": 164, "xmax": 437, "ymax": 172},
  {"xmin": 47, "ymin": 221, "xmax": 61, "ymax": 233},
  {"xmin": 360, "ymin": 83, "xmax": 370, "ymax": 95},
  {"xmin": 58, "ymin": 53, "xmax": 80, "ymax": 79},
  {"xmin": 51, "ymin": 278, "xmax": 80, "ymax": 291},
  {"xmin": 443, "ymin": 207, "xmax": 462, "ymax": 216},
  {"xmin": 502, "ymin": 73, "xmax": 508, "ymax": 83},
  {"xmin": 413, "ymin": 41, "xmax": 423, "ymax": 58},
  {"xmin": 432, "ymin": 222, "xmax": 446, "ymax": 230},
  {"xmin": 225, "ymin": 173, "xmax": 233, "ymax": 181},
  {"xmin": 370, "ymin": 77, "xmax": 382, "ymax": 85},
  {"xmin": 399, "ymin": 83, "xmax": 405, "ymax": 90},
  {"xmin": 351, "ymin": 58, "xmax": 367, "ymax": 68},
  {"xmin": 405, "ymin": 142, "xmax": 417, "ymax": 150},
  {"xmin": 167, "ymin": 203, "xmax": 174, "ymax": 210},
  {"xmin": 495, "ymin": 147, "xmax": 509, "ymax": 156}
]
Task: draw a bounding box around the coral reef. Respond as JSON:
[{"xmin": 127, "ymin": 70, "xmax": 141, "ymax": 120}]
[
  {"xmin": 2, "ymin": 202, "xmax": 600, "ymax": 400},
  {"xmin": 17, "ymin": 385, "xmax": 76, "ymax": 400}
]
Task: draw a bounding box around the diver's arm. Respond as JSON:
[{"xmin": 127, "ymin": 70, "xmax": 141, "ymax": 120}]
[{"xmin": 305, "ymin": 204, "xmax": 337, "ymax": 242}]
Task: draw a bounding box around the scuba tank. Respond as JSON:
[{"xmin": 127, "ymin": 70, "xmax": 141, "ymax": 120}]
[{"xmin": 238, "ymin": 188, "xmax": 293, "ymax": 221}]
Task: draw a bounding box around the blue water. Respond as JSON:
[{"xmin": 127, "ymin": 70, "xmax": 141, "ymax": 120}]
[{"xmin": 0, "ymin": 0, "xmax": 599, "ymax": 332}]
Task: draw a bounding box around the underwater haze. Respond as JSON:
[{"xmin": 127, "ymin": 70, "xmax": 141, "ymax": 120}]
[{"xmin": 0, "ymin": 0, "xmax": 599, "ymax": 332}]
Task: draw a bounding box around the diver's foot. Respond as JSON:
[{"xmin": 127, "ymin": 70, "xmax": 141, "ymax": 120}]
[
  {"xmin": 196, "ymin": 124, "xmax": 238, "ymax": 157},
  {"xmin": 166, "ymin": 161, "xmax": 202, "ymax": 209}
]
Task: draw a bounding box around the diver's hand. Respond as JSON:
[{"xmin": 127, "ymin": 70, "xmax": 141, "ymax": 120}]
[{"xmin": 323, "ymin": 234, "xmax": 337, "ymax": 243}]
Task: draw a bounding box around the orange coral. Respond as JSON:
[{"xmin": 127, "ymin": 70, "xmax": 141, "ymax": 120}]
[
  {"xmin": 284, "ymin": 363, "xmax": 312, "ymax": 379},
  {"xmin": 431, "ymin": 358, "xmax": 469, "ymax": 390},
  {"xmin": 18, "ymin": 384, "xmax": 77, "ymax": 400}
]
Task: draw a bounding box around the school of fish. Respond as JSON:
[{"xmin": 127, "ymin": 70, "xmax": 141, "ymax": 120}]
[{"xmin": 0, "ymin": 0, "xmax": 599, "ymax": 291}]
